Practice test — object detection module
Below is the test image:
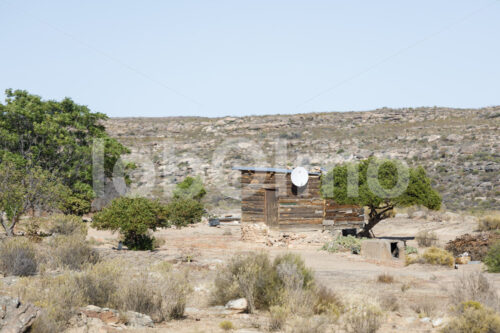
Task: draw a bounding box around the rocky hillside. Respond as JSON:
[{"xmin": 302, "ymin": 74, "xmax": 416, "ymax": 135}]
[{"xmin": 105, "ymin": 107, "xmax": 499, "ymax": 212}]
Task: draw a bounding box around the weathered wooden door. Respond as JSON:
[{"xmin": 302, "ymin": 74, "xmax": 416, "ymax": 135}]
[{"xmin": 265, "ymin": 189, "xmax": 278, "ymax": 227}]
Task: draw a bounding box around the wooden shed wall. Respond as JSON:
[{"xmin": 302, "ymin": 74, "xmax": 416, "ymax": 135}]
[
  {"xmin": 239, "ymin": 170, "xmax": 365, "ymax": 229},
  {"xmin": 278, "ymin": 174, "xmax": 323, "ymax": 225}
]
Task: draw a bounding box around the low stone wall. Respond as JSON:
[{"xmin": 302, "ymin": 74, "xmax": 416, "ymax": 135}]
[{"xmin": 361, "ymin": 239, "xmax": 406, "ymax": 263}]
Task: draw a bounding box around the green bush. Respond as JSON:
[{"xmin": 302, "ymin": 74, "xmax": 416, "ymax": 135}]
[
  {"xmin": 166, "ymin": 198, "xmax": 204, "ymax": 227},
  {"xmin": 484, "ymin": 241, "xmax": 500, "ymax": 273},
  {"xmin": 441, "ymin": 301, "xmax": 500, "ymax": 333},
  {"xmin": 405, "ymin": 246, "xmax": 418, "ymax": 255},
  {"xmin": 0, "ymin": 237, "xmax": 38, "ymax": 276},
  {"xmin": 173, "ymin": 176, "xmax": 206, "ymax": 201},
  {"xmin": 92, "ymin": 197, "xmax": 169, "ymax": 250},
  {"xmin": 321, "ymin": 235, "xmax": 364, "ymax": 254}
]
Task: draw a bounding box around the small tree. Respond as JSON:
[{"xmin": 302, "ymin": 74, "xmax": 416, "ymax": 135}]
[
  {"xmin": 0, "ymin": 160, "xmax": 68, "ymax": 236},
  {"xmin": 322, "ymin": 158, "xmax": 441, "ymax": 237},
  {"xmin": 173, "ymin": 176, "xmax": 206, "ymax": 201},
  {"xmin": 166, "ymin": 198, "xmax": 204, "ymax": 227},
  {"xmin": 92, "ymin": 197, "xmax": 169, "ymax": 250}
]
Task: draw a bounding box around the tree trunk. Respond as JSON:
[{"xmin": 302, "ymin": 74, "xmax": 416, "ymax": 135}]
[
  {"xmin": 357, "ymin": 216, "xmax": 381, "ymax": 238},
  {"xmin": 0, "ymin": 212, "xmax": 16, "ymax": 236},
  {"xmin": 357, "ymin": 205, "xmax": 393, "ymax": 238}
]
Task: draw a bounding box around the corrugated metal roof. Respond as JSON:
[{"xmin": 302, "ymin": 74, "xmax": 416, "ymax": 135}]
[{"xmin": 232, "ymin": 166, "xmax": 322, "ymax": 175}]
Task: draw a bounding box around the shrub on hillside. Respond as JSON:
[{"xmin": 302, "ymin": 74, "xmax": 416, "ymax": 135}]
[
  {"xmin": 321, "ymin": 235, "xmax": 364, "ymax": 254},
  {"xmin": 212, "ymin": 252, "xmax": 341, "ymax": 317},
  {"xmin": 173, "ymin": 176, "xmax": 206, "ymax": 201},
  {"xmin": 92, "ymin": 197, "xmax": 169, "ymax": 250},
  {"xmin": 49, "ymin": 214, "xmax": 87, "ymax": 237},
  {"xmin": 484, "ymin": 241, "xmax": 500, "ymax": 273},
  {"xmin": 478, "ymin": 214, "xmax": 500, "ymax": 231},
  {"xmin": 445, "ymin": 233, "xmax": 500, "ymax": 261},
  {"xmin": 50, "ymin": 235, "xmax": 99, "ymax": 270},
  {"xmin": 18, "ymin": 260, "xmax": 192, "ymax": 329},
  {"xmin": 421, "ymin": 247, "xmax": 454, "ymax": 267},
  {"xmin": 441, "ymin": 301, "xmax": 500, "ymax": 333},
  {"xmin": 415, "ymin": 230, "xmax": 438, "ymax": 247},
  {"xmin": 343, "ymin": 302, "xmax": 383, "ymax": 333},
  {"xmin": 0, "ymin": 238, "xmax": 38, "ymax": 276},
  {"xmin": 450, "ymin": 272, "xmax": 499, "ymax": 311},
  {"xmin": 407, "ymin": 247, "xmax": 454, "ymax": 267},
  {"xmin": 166, "ymin": 198, "xmax": 204, "ymax": 227}
]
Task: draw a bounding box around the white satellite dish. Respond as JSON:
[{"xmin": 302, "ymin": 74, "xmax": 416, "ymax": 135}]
[{"xmin": 291, "ymin": 167, "xmax": 309, "ymax": 187}]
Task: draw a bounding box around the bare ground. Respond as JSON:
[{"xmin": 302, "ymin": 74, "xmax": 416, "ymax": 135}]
[{"xmin": 84, "ymin": 215, "xmax": 500, "ymax": 332}]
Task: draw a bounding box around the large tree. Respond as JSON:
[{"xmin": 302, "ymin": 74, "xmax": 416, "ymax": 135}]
[
  {"xmin": 322, "ymin": 158, "xmax": 441, "ymax": 237},
  {"xmin": 0, "ymin": 89, "xmax": 131, "ymax": 214},
  {"xmin": 0, "ymin": 160, "xmax": 68, "ymax": 236}
]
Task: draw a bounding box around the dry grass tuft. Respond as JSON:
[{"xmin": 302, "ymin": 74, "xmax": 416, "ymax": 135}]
[
  {"xmin": 410, "ymin": 298, "xmax": 436, "ymax": 317},
  {"xmin": 0, "ymin": 237, "xmax": 38, "ymax": 276},
  {"xmin": 415, "ymin": 230, "xmax": 438, "ymax": 247},
  {"xmin": 377, "ymin": 273, "xmax": 394, "ymax": 284},
  {"xmin": 343, "ymin": 301, "xmax": 384, "ymax": 333},
  {"xmin": 478, "ymin": 214, "xmax": 500, "ymax": 231},
  {"xmin": 441, "ymin": 301, "xmax": 500, "ymax": 333},
  {"xmin": 219, "ymin": 320, "xmax": 235, "ymax": 331},
  {"xmin": 450, "ymin": 272, "xmax": 500, "ymax": 311}
]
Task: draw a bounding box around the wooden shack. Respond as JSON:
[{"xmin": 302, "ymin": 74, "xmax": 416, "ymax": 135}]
[{"xmin": 233, "ymin": 166, "xmax": 365, "ymax": 231}]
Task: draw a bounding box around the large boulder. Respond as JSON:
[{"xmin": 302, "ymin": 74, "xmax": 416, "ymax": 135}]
[{"xmin": 0, "ymin": 296, "xmax": 40, "ymax": 333}]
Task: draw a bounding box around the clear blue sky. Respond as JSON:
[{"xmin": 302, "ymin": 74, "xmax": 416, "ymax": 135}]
[{"xmin": 1, "ymin": 0, "xmax": 499, "ymax": 117}]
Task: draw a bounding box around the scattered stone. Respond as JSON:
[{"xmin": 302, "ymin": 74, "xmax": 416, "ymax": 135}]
[
  {"xmin": 0, "ymin": 296, "xmax": 39, "ymax": 333},
  {"xmin": 225, "ymin": 298, "xmax": 248, "ymax": 312}
]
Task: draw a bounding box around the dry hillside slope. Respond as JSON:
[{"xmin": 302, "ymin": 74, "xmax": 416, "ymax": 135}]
[{"xmin": 105, "ymin": 106, "xmax": 499, "ymax": 212}]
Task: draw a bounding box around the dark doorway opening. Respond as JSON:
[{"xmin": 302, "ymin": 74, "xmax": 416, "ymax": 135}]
[
  {"xmin": 390, "ymin": 242, "xmax": 399, "ymax": 258},
  {"xmin": 342, "ymin": 228, "xmax": 357, "ymax": 237}
]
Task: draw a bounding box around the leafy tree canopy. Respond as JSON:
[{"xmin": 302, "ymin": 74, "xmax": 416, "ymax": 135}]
[
  {"xmin": 92, "ymin": 197, "xmax": 169, "ymax": 250},
  {"xmin": 0, "ymin": 160, "xmax": 68, "ymax": 236},
  {"xmin": 321, "ymin": 158, "xmax": 441, "ymax": 237},
  {"xmin": 0, "ymin": 89, "xmax": 130, "ymax": 214},
  {"xmin": 173, "ymin": 176, "xmax": 206, "ymax": 201}
]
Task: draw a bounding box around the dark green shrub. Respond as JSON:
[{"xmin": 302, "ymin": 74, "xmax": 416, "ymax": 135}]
[
  {"xmin": 92, "ymin": 197, "xmax": 169, "ymax": 250},
  {"xmin": 166, "ymin": 198, "xmax": 204, "ymax": 227},
  {"xmin": 484, "ymin": 241, "xmax": 500, "ymax": 273},
  {"xmin": 0, "ymin": 238, "xmax": 38, "ymax": 276}
]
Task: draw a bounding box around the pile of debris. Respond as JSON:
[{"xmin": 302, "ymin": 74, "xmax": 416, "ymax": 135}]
[
  {"xmin": 241, "ymin": 224, "xmax": 334, "ymax": 247},
  {"xmin": 240, "ymin": 223, "xmax": 269, "ymax": 243},
  {"xmin": 445, "ymin": 232, "xmax": 500, "ymax": 261}
]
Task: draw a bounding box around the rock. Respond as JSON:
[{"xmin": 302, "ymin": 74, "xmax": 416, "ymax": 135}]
[
  {"xmin": 420, "ymin": 317, "xmax": 431, "ymax": 324},
  {"xmin": 432, "ymin": 318, "xmax": 445, "ymax": 327},
  {"xmin": 427, "ymin": 135, "xmax": 441, "ymax": 142},
  {"xmin": 225, "ymin": 298, "xmax": 248, "ymax": 312},
  {"xmin": 446, "ymin": 134, "xmax": 463, "ymax": 142},
  {"xmin": 68, "ymin": 305, "xmax": 153, "ymax": 331},
  {"xmin": 395, "ymin": 213, "xmax": 409, "ymax": 218},
  {"xmin": 125, "ymin": 310, "xmax": 154, "ymax": 328},
  {"xmin": 0, "ymin": 296, "xmax": 39, "ymax": 333}
]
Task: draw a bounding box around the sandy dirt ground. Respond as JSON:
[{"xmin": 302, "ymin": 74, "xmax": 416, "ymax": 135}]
[{"xmin": 83, "ymin": 215, "xmax": 500, "ymax": 333}]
